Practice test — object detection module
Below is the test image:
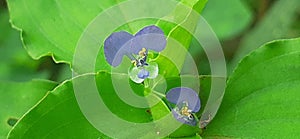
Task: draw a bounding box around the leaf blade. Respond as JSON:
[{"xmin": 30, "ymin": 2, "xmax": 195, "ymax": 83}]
[
  {"xmin": 0, "ymin": 80, "xmax": 57, "ymax": 138},
  {"xmin": 203, "ymin": 38, "xmax": 300, "ymax": 138}
]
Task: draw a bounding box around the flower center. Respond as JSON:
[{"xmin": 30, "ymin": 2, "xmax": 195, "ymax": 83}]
[
  {"xmin": 180, "ymin": 106, "xmax": 191, "ymax": 116},
  {"xmin": 175, "ymin": 101, "xmax": 194, "ymax": 121},
  {"xmin": 132, "ymin": 48, "xmax": 148, "ymax": 67},
  {"xmin": 128, "ymin": 48, "xmax": 159, "ymax": 83}
]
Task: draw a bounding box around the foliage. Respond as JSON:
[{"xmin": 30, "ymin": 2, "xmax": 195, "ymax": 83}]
[{"xmin": 0, "ymin": 0, "xmax": 300, "ymax": 138}]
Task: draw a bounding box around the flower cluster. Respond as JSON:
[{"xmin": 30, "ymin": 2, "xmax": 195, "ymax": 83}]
[
  {"xmin": 104, "ymin": 25, "xmax": 201, "ymax": 126},
  {"xmin": 104, "ymin": 25, "xmax": 166, "ymax": 83}
]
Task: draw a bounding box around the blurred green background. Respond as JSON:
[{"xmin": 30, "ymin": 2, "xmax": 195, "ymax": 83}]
[
  {"xmin": 0, "ymin": 0, "xmax": 71, "ymax": 82},
  {"xmin": 0, "ymin": 0, "xmax": 299, "ymax": 82}
]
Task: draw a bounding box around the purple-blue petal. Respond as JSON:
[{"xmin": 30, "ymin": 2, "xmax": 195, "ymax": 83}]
[
  {"xmin": 104, "ymin": 31, "xmax": 134, "ymax": 67},
  {"xmin": 171, "ymin": 109, "xmax": 197, "ymax": 126},
  {"xmin": 166, "ymin": 87, "xmax": 201, "ymax": 112},
  {"xmin": 137, "ymin": 69, "xmax": 149, "ymax": 79},
  {"xmin": 131, "ymin": 25, "xmax": 166, "ymax": 54}
]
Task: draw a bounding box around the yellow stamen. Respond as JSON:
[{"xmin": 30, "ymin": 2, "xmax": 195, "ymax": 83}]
[
  {"xmin": 139, "ymin": 48, "xmax": 147, "ymax": 56},
  {"xmin": 180, "ymin": 106, "xmax": 191, "ymax": 116},
  {"xmin": 131, "ymin": 60, "xmax": 137, "ymax": 66}
]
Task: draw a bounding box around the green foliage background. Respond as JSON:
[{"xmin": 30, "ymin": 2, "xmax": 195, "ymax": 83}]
[{"xmin": 0, "ymin": 0, "xmax": 300, "ymax": 138}]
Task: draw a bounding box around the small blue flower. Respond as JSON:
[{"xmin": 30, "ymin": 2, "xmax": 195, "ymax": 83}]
[
  {"xmin": 166, "ymin": 87, "xmax": 201, "ymax": 126},
  {"xmin": 104, "ymin": 25, "xmax": 166, "ymax": 83}
]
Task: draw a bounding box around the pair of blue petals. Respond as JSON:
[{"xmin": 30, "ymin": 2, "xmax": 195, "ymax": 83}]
[
  {"xmin": 166, "ymin": 87, "xmax": 201, "ymax": 126},
  {"xmin": 104, "ymin": 25, "xmax": 166, "ymax": 67}
]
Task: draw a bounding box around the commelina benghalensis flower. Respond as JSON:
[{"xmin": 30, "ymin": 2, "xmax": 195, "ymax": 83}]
[
  {"xmin": 104, "ymin": 25, "xmax": 166, "ymax": 83},
  {"xmin": 166, "ymin": 87, "xmax": 201, "ymax": 126}
]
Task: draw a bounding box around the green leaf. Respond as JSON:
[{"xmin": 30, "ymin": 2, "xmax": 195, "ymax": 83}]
[
  {"xmin": 8, "ymin": 75, "xmax": 100, "ymax": 138},
  {"xmin": 7, "ymin": 0, "xmax": 113, "ymax": 63},
  {"xmin": 202, "ymin": 0, "xmax": 253, "ymax": 40},
  {"xmin": 203, "ymin": 38, "xmax": 300, "ymax": 138},
  {"xmin": 8, "ymin": 72, "xmax": 162, "ymax": 138},
  {"xmin": 8, "ymin": 72, "xmax": 219, "ymax": 138},
  {"xmin": 0, "ymin": 80, "xmax": 57, "ymax": 138}
]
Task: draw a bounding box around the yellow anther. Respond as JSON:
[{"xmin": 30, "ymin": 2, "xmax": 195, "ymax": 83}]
[
  {"xmin": 131, "ymin": 60, "xmax": 137, "ymax": 66},
  {"xmin": 139, "ymin": 48, "xmax": 147, "ymax": 56},
  {"xmin": 180, "ymin": 106, "xmax": 191, "ymax": 116}
]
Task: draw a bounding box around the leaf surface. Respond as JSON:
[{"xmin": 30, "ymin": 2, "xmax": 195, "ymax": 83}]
[
  {"xmin": 0, "ymin": 80, "xmax": 57, "ymax": 138},
  {"xmin": 203, "ymin": 38, "xmax": 300, "ymax": 138}
]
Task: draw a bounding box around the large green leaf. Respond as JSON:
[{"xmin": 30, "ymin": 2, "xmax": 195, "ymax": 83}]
[
  {"xmin": 0, "ymin": 80, "xmax": 57, "ymax": 138},
  {"xmin": 8, "ymin": 74, "xmax": 104, "ymax": 138},
  {"xmin": 7, "ymin": 72, "xmax": 161, "ymax": 138},
  {"xmin": 7, "ymin": 0, "xmax": 115, "ymax": 63},
  {"xmin": 203, "ymin": 38, "xmax": 300, "ymax": 138},
  {"xmin": 8, "ymin": 71, "xmax": 218, "ymax": 138}
]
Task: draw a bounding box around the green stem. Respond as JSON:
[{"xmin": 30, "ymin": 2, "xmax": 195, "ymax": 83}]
[
  {"xmin": 152, "ymin": 90, "xmax": 166, "ymax": 98},
  {"xmin": 144, "ymin": 79, "xmax": 150, "ymax": 88}
]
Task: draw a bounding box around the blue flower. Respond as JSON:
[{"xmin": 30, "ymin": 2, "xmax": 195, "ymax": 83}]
[
  {"xmin": 104, "ymin": 25, "xmax": 166, "ymax": 83},
  {"xmin": 166, "ymin": 87, "xmax": 201, "ymax": 126}
]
